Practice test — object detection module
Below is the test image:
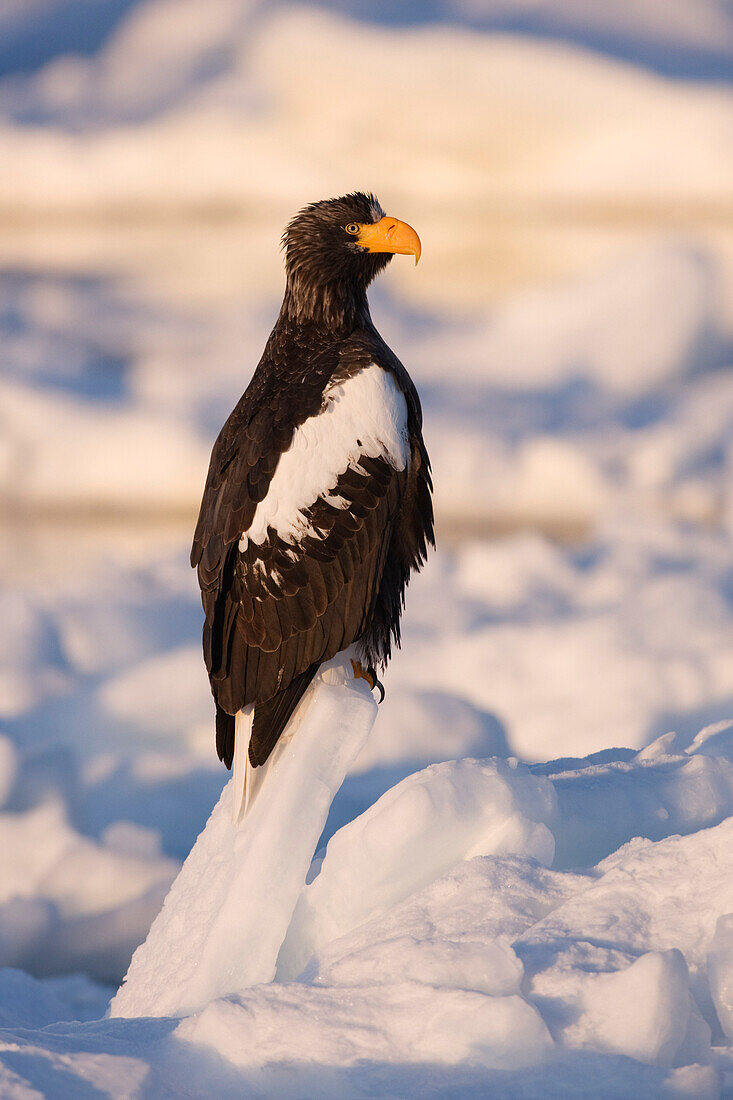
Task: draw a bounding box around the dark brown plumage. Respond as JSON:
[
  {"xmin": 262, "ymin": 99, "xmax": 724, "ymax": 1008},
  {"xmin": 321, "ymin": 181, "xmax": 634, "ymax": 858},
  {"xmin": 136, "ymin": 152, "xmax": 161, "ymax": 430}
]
[{"xmin": 192, "ymin": 193, "xmax": 434, "ymax": 771}]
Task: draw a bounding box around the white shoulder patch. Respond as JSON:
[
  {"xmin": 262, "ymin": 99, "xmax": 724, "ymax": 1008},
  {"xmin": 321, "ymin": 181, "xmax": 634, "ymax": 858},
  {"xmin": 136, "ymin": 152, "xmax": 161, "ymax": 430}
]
[{"xmin": 243, "ymin": 364, "xmax": 409, "ymax": 547}]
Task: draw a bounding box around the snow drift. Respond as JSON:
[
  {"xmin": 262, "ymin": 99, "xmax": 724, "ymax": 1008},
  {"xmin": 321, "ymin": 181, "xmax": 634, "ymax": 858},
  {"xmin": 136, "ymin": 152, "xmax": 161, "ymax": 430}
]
[{"xmin": 99, "ymin": 718, "xmax": 733, "ymax": 1097}]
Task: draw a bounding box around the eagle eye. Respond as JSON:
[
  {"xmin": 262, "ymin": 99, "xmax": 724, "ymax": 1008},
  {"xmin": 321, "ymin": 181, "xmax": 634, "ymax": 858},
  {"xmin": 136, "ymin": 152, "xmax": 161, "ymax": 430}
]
[{"xmin": 345, "ymin": 223, "xmax": 360, "ymax": 236}]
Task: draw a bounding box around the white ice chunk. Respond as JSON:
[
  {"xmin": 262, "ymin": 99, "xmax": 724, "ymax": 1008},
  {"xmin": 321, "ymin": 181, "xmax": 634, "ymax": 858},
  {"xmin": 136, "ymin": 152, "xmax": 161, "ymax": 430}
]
[
  {"xmin": 516, "ymin": 819, "xmax": 733, "ymax": 1069},
  {"xmin": 177, "ymin": 982, "xmax": 553, "ymax": 1074},
  {"xmin": 278, "ymin": 757, "xmax": 556, "ymax": 980},
  {"xmin": 660, "ymin": 1064, "xmax": 721, "ymax": 1100},
  {"xmin": 528, "ymin": 945, "xmax": 712, "ymax": 1068},
  {"xmin": 317, "ymin": 934, "xmax": 524, "ymax": 999},
  {"xmin": 707, "ymin": 913, "xmax": 733, "ymax": 1041},
  {"xmin": 110, "ymin": 665, "xmax": 377, "ymax": 1019},
  {"xmin": 548, "ymin": 733, "xmax": 733, "ymax": 868},
  {"xmin": 690, "ymin": 720, "xmax": 733, "ymax": 761},
  {"xmin": 308, "ymin": 856, "xmax": 585, "ymax": 986},
  {"xmin": 568, "ymin": 950, "xmax": 707, "ymax": 1067}
]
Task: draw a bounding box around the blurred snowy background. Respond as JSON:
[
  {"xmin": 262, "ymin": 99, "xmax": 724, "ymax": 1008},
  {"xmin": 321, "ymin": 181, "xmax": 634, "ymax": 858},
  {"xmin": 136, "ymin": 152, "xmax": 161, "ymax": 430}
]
[{"xmin": 1, "ymin": 1, "xmax": 733, "ymax": 1096}]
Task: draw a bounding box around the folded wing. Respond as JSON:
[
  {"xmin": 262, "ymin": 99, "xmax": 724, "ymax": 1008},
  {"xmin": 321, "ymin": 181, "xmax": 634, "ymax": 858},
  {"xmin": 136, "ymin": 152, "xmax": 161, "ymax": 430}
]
[{"xmin": 191, "ymin": 364, "xmax": 410, "ymax": 766}]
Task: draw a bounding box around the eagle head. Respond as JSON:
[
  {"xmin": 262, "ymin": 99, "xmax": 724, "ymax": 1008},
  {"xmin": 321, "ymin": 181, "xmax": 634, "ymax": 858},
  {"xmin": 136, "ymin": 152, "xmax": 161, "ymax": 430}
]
[{"xmin": 281, "ymin": 192, "xmax": 421, "ymax": 328}]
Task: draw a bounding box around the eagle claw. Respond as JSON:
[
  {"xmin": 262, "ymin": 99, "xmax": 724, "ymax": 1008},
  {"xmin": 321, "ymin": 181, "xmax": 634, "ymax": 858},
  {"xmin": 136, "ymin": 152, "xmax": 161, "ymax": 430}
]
[
  {"xmin": 351, "ymin": 659, "xmax": 386, "ymax": 703},
  {"xmin": 366, "ymin": 666, "xmax": 385, "ymax": 704}
]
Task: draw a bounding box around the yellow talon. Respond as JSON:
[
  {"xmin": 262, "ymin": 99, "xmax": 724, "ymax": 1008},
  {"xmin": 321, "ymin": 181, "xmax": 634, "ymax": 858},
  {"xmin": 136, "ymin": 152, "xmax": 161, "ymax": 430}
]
[{"xmin": 351, "ymin": 659, "xmax": 372, "ymax": 687}]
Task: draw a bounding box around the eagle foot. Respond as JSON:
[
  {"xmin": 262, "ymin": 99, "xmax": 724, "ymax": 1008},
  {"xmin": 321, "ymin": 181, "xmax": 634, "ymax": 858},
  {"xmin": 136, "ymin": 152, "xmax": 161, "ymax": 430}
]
[{"xmin": 351, "ymin": 659, "xmax": 385, "ymax": 704}]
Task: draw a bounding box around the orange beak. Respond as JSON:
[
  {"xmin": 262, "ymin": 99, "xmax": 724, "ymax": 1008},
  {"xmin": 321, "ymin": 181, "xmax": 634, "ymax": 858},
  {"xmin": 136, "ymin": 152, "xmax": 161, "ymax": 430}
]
[{"xmin": 356, "ymin": 216, "xmax": 421, "ymax": 265}]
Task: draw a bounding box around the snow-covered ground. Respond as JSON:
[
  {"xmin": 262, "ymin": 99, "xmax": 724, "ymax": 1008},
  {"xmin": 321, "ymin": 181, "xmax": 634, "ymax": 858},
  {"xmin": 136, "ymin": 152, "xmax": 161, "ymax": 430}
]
[{"xmin": 1, "ymin": 2, "xmax": 733, "ymax": 1097}]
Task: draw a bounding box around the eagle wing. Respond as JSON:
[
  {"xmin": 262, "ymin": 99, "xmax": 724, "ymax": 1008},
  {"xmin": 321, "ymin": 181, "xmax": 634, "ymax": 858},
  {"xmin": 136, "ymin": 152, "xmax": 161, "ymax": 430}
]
[{"xmin": 191, "ymin": 362, "xmax": 410, "ymax": 764}]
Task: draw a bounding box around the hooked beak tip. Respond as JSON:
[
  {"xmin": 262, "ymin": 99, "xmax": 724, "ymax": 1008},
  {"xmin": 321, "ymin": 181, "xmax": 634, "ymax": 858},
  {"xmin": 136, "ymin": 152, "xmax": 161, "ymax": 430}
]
[{"xmin": 356, "ymin": 216, "xmax": 421, "ymax": 266}]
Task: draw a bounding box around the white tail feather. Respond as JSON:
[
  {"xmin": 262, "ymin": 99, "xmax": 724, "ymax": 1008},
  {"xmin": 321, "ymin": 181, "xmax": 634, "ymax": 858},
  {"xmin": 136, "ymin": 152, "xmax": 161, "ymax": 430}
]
[{"xmin": 231, "ymin": 705, "xmax": 254, "ymax": 824}]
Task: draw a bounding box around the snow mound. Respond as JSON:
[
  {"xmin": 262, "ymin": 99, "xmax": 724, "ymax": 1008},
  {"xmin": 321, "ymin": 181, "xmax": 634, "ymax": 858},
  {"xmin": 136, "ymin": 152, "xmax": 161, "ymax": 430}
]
[
  {"xmin": 0, "ymin": 968, "xmax": 110, "ymax": 1029},
  {"xmin": 5, "ymin": 725, "xmax": 733, "ymax": 1094},
  {"xmin": 404, "ymin": 526, "xmax": 733, "ymax": 761},
  {"xmin": 516, "ymin": 814, "xmax": 733, "ymax": 1071},
  {"xmin": 177, "ymin": 981, "xmax": 553, "ymax": 1076},
  {"xmin": 278, "ymin": 756, "xmax": 556, "ymax": 980},
  {"xmin": 0, "ymin": 800, "xmax": 176, "ymax": 983},
  {"xmin": 554, "ymin": 948, "xmax": 709, "ymax": 1067},
  {"xmin": 1, "ymin": 7, "xmax": 731, "ymax": 215},
  {"xmin": 297, "ymin": 856, "xmax": 581, "ymax": 1010},
  {"xmin": 420, "ymin": 243, "xmax": 715, "ymax": 395},
  {"xmin": 545, "ymin": 727, "xmax": 733, "ymax": 868},
  {"xmin": 0, "ymin": 377, "xmax": 209, "ymax": 513}
]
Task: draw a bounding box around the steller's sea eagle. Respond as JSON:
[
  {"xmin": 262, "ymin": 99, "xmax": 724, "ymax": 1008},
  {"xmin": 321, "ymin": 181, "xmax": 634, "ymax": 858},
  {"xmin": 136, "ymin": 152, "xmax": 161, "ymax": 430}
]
[{"xmin": 191, "ymin": 192, "xmax": 434, "ymax": 814}]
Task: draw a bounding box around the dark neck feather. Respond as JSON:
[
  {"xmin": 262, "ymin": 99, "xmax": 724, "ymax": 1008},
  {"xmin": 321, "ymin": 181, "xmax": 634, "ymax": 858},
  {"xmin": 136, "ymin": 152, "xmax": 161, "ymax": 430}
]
[{"xmin": 281, "ymin": 271, "xmax": 371, "ymax": 331}]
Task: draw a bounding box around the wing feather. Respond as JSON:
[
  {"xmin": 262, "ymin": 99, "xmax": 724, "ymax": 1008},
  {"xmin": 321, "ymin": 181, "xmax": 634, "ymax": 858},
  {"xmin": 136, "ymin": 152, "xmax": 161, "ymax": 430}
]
[{"xmin": 193, "ymin": 353, "xmax": 432, "ymax": 767}]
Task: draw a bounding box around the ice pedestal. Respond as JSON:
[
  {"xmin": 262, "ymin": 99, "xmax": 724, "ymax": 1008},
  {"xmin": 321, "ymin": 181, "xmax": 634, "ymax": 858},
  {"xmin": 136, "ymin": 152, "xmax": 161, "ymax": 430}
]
[{"xmin": 110, "ymin": 661, "xmax": 377, "ymax": 1019}]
